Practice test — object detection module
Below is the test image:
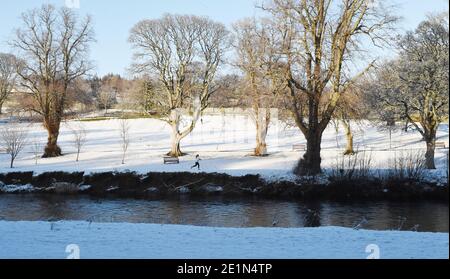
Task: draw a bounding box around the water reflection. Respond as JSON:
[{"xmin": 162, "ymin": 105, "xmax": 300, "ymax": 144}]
[{"xmin": 0, "ymin": 195, "xmax": 447, "ymax": 232}]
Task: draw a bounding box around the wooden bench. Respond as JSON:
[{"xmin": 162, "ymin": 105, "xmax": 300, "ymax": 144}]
[
  {"xmin": 163, "ymin": 156, "xmax": 179, "ymax": 164},
  {"xmin": 435, "ymin": 142, "xmax": 447, "ymax": 149},
  {"xmin": 292, "ymin": 144, "xmax": 306, "ymax": 151}
]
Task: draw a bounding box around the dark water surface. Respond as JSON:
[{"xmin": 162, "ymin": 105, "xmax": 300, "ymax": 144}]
[{"xmin": 0, "ymin": 194, "xmax": 448, "ymax": 232}]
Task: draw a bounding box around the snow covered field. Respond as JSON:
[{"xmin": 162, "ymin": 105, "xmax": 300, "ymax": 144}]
[
  {"xmin": 0, "ymin": 114, "xmax": 448, "ymax": 181},
  {"xmin": 0, "ymin": 221, "xmax": 447, "ymax": 259}
]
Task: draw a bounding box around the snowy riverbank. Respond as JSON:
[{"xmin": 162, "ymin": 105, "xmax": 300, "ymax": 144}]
[
  {"xmin": 1, "ymin": 170, "xmax": 448, "ymax": 201},
  {"xmin": 0, "ymin": 221, "xmax": 448, "ymax": 259}
]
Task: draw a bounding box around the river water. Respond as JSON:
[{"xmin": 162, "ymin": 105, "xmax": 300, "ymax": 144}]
[{"xmin": 0, "ymin": 194, "xmax": 447, "ymax": 232}]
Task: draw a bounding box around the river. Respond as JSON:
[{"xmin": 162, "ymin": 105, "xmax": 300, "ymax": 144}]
[{"xmin": 0, "ymin": 194, "xmax": 447, "ymax": 232}]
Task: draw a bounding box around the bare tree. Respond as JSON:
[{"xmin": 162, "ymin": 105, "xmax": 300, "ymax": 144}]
[
  {"xmin": 0, "ymin": 53, "xmax": 18, "ymax": 114},
  {"xmin": 97, "ymin": 85, "xmax": 116, "ymax": 115},
  {"xmin": 119, "ymin": 118, "xmax": 131, "ymax": 164},
  {"xmin": 233, "ymin": 18, "xmax": 281, "ymax": 156},
  {"xmin": 97, "ymin": 74, "xmax": 124, "ymax": 114},
  {"xmin": 368, "ymin": 14, "xmax": 449, "ymax": 169},
  {"xmin": 31, "ymin": 136, "xmax": 43, "ymax": 165},
  {"xmin": 262, "ymin": 0, "xmax": 397, "ymax": 175},
  {"xmin": 333, "ymin": 84, "xmax": 369, "ymax": 155},
  {"xmin": 12, "ymin": 4, "xmax": 94, "ymax": 158},
  {"xmin": 129, "ymin": 14, "xmax": 230, "ymax": 157},
  {"xmin": 70, "ymin": 123, "xmax": 87, "ymax": 162},
  {"xmin": 0, "ymin": 125, "xmax": 28, "ymax": 168}
]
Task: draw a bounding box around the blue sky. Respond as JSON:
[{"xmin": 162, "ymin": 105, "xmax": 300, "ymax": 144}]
[{"xmin": 0, "ymin": 0, "xmax": 448, "ymax": 77}]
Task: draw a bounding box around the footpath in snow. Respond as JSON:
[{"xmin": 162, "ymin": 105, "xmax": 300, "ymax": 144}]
[{"xmin": 0, "ymin": 221, "xmax": 448, "ymax": 259}]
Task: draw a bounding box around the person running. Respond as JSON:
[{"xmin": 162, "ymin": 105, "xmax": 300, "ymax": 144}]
[{"xmin": 191, "ymin": 154, "xmax": 201, "ymax": 170}]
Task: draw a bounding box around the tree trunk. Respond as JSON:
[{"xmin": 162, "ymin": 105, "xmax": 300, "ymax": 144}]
[
  {"xmin": 295, "ymin": 130, "xmax": 322, "ymax": 175},
  {"xmin": 169, "ymin": 137, "xmax": 182, "ymax": 157},
  {"xmin": 0, "ymin": 102, "xmax": 3, "ymax": 114},
  {"xmin": 291, "ymin": 92, "xmax": 327, "ymax": 176},
  {"xmin": 254, "ymin": 137, "xmax": 267, "ymax": 156},
  {"xmin": 167, "ymin": 105, "xmax": 202, "ymax": 157},
  {"xmin": 167, "ymin": 109, "xmax": 185, "ymax": 157},
  {"xmin": 342, "ymin": 121, "xmax": 354, "ymax": 155},
  {"xmin": 168, "ymin": 127, "xmax": 183, "ymax": 157},
  {"xmin": 10, "ymin": 157, "xmax": 14, "ymax": 168},
  {"xmin": 254, "ymin": 108, "xmax": 269, "ymax": 156},
  {"xmin": 43, "ymin": 119, "xmax": 62, "ymax": 158},
  {"xmin": 425, "ymin": 139, "xmax": 436, "ymax": 169},
  {"xmin": 422, "ymin": 118, "xmax": 438, "ymax": 169}
]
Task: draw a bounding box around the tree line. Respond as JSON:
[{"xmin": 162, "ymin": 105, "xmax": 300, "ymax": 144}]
[{"xmin": 0, "ymin": 1, "xmax": 448, "ymax": 173}]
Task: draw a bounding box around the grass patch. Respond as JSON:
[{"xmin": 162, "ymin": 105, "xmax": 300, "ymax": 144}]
[
  {"xmin": 78, "ymin": 114, "xmax": 155, "ymax": 122},
  {"xmin": 119, "ymin": 113, "xmax": 155, "ymax": 120},
  {"xmin": 79, "ymin": 117, "xmax": 112, "ymax": 122}
]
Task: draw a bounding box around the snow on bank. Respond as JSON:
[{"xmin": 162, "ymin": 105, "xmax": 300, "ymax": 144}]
[
  {"xmin": 0, "ymin": 182, "xmax": 35, "ymax": 193},
  {"xmin": 0, "ymin": 116, "xmax": 448, "ymax": 182},
  {"xmin": 0, "ymin": 221, "xmax": 448, "ymax": 259}
]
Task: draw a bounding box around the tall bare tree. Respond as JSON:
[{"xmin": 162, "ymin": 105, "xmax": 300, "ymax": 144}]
[
  {"xmin": 263, "ymin": 0, "xmax": 397, "ymax": 174},
  {"xmin": 12, "ymin": 4, "xmax": 94, "ymax": 157},
  {"xmin": 0, "ymin": 53, "xmax": 18, "ymax": 114},
  {"xmin": 233, "ymin": 18, "xmax": 281, "ymax": 156},
  {"xmin": 129, "ymin": 14, "xmax": 230, "ymax": 157},
  {"xmin": 367, "ymin": 14, "xmax": 449, "ymax": 169}
]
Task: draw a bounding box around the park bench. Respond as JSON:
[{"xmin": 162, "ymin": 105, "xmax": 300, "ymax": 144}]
[
  {"xmin": 292, "ymin": 144, "xmax": 306, "ymax": 151},
  {"xmin": 163, "ymin": 156, "xmax": 179, "ymax": 164},
  {"xmin": 435, "ymin": 142, "xmax": 447, "ymax": 149}
]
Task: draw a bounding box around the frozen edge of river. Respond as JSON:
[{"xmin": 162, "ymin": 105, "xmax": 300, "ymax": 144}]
[{"xmin": 0, "ymin": 221, "xmax": 448, "ymax": 259}]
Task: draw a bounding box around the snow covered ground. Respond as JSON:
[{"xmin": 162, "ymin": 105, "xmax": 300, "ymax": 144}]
[
  {"xmin": 0, "ymin": 221, "xmax": 447, "ymax": 259},
  {"xmin": 1, "ymin": 114, "xmax": 448, "ymax": 259},
  {"xmin": 0, "ymin": 113, "xmax": 448, "ymax": 182}
]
